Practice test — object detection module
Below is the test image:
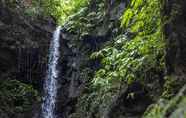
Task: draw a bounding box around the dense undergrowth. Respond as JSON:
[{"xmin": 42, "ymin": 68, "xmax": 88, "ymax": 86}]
[
  {"xmin": 38, "ymin": 0, "xmax": 89, "ymax": 24},
  {"xmin": 0, "ymin": 80, "xmax": 39, "ymax": 117},
  {"xmin": 143, "ymin": 85, "xmax": 186, "ymax": 118},
  {"xmin": 66, "ymin": 0, "xmax": 165, "ymax": 117}
]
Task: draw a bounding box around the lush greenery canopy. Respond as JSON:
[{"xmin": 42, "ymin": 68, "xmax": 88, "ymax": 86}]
[{"xmin": 38, "ymin": 0, "xmax": 89, "ymax": 24}]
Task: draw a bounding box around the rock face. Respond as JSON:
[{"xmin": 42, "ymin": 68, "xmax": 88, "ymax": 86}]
[
  {"xmin": 164, "ymin": 0, "xmax": 186, "ymax": 79},
  {"xmin": 0, "ymin": 2, "xmax": 98, "ymax": 117},
  {"xmin": 0, "ymin": 4, "xmax": 56, "ymax": 118},
  {"xmin": 0, "ymin": 4, "xmax": 56, "ymax": 85}
]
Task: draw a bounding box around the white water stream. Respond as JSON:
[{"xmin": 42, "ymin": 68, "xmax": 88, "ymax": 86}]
[{"xmin": 42, "ymin": 26, "xmax": 61, "ymax": 118}]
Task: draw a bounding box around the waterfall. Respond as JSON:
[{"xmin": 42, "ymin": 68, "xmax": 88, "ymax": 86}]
[{"xmin": 42, "ymin": 26, "xmax": 61, "ymax": 118}]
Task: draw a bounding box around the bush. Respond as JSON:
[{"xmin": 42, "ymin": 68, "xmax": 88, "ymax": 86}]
[{"xmin": 0, "ymin": 80, "xmax": 40, "ymax": 115}]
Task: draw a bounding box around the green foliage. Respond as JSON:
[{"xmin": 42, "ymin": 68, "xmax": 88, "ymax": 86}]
[
  {"xmin": 143, "ymin": 99, "xmax": 167, "ymax": 118},
  {"xmin": 68, "ymin": 0, "xmax": 166, "ymax": 117},
  {"xmin": 92, "ymin": 0, "xmax": 164, "ymax": 86},
  {"xmin": 121, "ymin": 0, "xmax": 160, "ymax": 35},
  {"xmin": 162, "ymin": 75, "xmax": 186, "ymax": 99},
  {"xmin": 64, "ymin": 0, "xmax": 106, "ymax": 37},
  {"xmin": 38, "ymin": 0, "xmax": 89, "ymax": 24},
  {"xmin": 71, "ymin": 82, "xmax": 120, "ymax": 118},
  {"xmin": 143, "ymin": 85, "xmax": 186, "ymax": 118},
  {"xmin": 0, "ymin": 80, "xmax": 40, "ymax": 114},
  {"xmin": 75, "ymin": 0, "xmax": 165, "ymax": 117}
]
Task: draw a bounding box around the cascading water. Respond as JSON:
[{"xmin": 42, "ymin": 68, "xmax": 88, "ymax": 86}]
[{"xmin": 42, "ymin": 26, "xmax": 61, "ymax": 118}]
